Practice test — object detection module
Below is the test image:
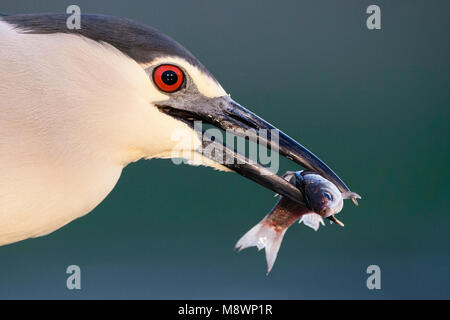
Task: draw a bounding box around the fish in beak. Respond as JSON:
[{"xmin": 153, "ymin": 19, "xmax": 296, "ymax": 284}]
[{"xmin": 235, "ymin": 170, "xmax": 361, "ymax": 273}]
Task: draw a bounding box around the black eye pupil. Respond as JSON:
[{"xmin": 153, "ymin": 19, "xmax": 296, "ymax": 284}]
[{"xmin": 161, "ymin": 70, "xmax": 178, "ymax": 85}]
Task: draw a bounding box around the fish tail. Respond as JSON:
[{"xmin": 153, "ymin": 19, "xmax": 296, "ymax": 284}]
[{"xmin": 235, "ymin": 218, "xmax": 286, "ymax": 274}]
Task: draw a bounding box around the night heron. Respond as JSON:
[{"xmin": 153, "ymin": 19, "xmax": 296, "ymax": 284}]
[{"xmin": 0, "ymin": 13, "xmax": 351, "ymax": 246}]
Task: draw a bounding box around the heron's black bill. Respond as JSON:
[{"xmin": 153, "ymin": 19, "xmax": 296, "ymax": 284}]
[
  {"xmin": 207, "ymin": 98, "xmax": 351, "ymax": 193},
  {"xmin": 156, "ymin": 95, "xmax": 350, "ymax": 202}
]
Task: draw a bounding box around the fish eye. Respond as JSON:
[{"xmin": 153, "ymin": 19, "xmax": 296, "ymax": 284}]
[
  {"xmin": 152, "ymin": 64, "xmax": 184, "ymax": 93},
  {"xmin": 323, "ymin": 192, "xmax": 333, "ymax": 201}
]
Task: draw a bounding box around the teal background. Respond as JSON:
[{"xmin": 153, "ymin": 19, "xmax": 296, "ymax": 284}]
[{"xmin": 0, "ymin": 0, "xmax": 448, "ymax": 299}]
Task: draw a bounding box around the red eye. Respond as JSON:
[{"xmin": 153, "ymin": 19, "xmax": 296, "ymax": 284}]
[{"xmin": 152, "ymin": 64, "xmax": 184, "ymax": 93}]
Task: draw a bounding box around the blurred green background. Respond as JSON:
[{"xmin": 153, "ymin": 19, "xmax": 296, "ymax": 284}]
[{"xmin": 0, "ymin": 0, "xmax": 448, "ymax": 299}]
